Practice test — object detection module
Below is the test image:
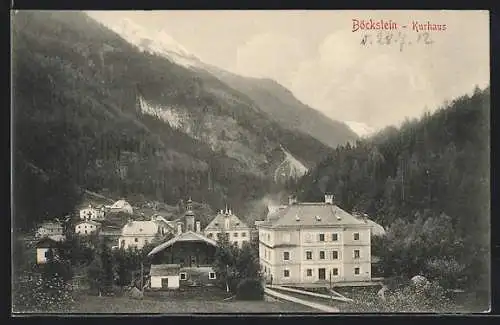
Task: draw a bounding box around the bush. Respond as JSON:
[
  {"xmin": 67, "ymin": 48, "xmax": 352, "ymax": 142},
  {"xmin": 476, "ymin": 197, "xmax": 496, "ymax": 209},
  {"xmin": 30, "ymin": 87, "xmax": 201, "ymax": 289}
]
[
  {"xmin": 235, "ymin": 278, "xmax": 264, "ymax": 301},
  {"xmin": 12, "ymin": 270, "xmax": 75, "ymax": 313},
  {"xmin": 343, "ymin": 281, "xmax": 456, "ymax": 313}
]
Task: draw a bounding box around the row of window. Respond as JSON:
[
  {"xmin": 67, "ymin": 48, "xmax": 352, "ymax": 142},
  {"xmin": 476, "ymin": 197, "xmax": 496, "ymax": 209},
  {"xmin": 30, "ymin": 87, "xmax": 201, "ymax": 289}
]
[
  {"xmin": 262, "ymin": 232, "xmax": 361, "ymax": 243},
  {"xmin": 207, "ymin": 232, "xmax": 247, "ymax": 239},
  {"xmin": 283, "ymin": 249, "xmax": 361, "ymax": 261},
  {"xmin": 77, "ymin": 225, "xmax": 95, "ymax": 229},
  {"xmin": 281, "ymin": 267, "xmax": 361, "ymax": 278},
  {"xmin": 178, "ymin": 272, "xmax": 216, "ymax": 280}
]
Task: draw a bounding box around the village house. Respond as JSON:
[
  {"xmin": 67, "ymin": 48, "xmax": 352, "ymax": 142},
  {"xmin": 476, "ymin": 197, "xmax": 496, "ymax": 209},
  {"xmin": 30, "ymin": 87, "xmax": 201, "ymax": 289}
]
[
  {"xmin": 105, "ymin": 199, "xmax": 134, "ymax": 215},
  {"xmin": 75, "ymin": 220, "xmax": 101, "ymax": 236},
  {"xmin": 118, "ymin": 219, "xmax": 160, "ymax": 250},
  {"xmin": 204, "ymin": 207, "xmax": 251, "ymax": 248},
  {"xmin": 150, "ymin": 264, "xmax": 181, "ymax": 290},
  {"xmin": 257, "ymin": 194, "xmax": 379, "ymax": 286},
  {"xmin": 35, "ymin": 236, "xmax": 65, "ymax": 264},
  {"xmin": 79, "ymin": 204, "xmax": 105, "ymax": 221},
  {"xmin": 35, "ymin": 221, "xmax": 64, "ymax": 239},
  {"xmin": 147, "ymin": 198, "xmax": 218, "ymax": 289}
]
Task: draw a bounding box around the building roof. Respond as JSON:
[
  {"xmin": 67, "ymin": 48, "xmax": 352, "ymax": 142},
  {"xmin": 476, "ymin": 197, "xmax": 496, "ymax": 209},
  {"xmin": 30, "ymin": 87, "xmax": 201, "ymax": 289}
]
[
  {"xmin": 122, "ymin": 220, "xmax": 158, "ymax": 236},
  {"xmin": 257, "ymin": 203, "xmax": 369, "ymax": 229},
  {"xmin": 39, "ymin": 221, "xmax": 63, "ymax": 228},
  {"xmin": 36, "ymin": 235, "xmax": 65, "ymax": 247},
  {"xmin": 365, "ymin": 218, "xmax": 386, "ymax": 236},
  {"xmin": 150, "ymin": 264, "xmax": 181, "ymax": 276},
  {"xmin": 148, "ymin": 231, "xmax": 218, "ymax": 256},
  {"xmin": 108, "ymin": 200, "xmax": 133, "ymax": 211},
  {"xmin": 76, "ymin": 220, "xmax": 101, "ymax": 226},
  {"xmin": 204, "ymin": 211, "xmax": 250, "ymax": 231}
]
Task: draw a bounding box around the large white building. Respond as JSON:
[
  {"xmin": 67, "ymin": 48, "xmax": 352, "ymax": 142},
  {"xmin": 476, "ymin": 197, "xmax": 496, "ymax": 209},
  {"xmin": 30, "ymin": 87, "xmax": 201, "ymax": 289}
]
[
  {"xmin": 257, "ymin": 194, "xmax": 376, "ymax": 285},
  {"xmin": 119, "ymin": 219, "xmax": 159, "ymax": 250},
  {"xmin": 204, "ymin": 207, "xmax": 251, "ymax": 248}
]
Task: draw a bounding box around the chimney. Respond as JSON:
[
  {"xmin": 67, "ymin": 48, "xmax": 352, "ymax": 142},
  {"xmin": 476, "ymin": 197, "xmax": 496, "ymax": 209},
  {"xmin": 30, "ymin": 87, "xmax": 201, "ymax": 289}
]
[
  {"xmin": 288, "ymin": 195, "xmax": 297, "ymax": 205},
  {"xmin": 196, "ymin": 221, "xmax": 201, "ymax": 233},
  {"xmin": 324, "ymin": 193, "xmax": 334, "ymax": 205},
  {"xmin": 177, "ymin": 223, "xmax": 182, "ymax": 235}
]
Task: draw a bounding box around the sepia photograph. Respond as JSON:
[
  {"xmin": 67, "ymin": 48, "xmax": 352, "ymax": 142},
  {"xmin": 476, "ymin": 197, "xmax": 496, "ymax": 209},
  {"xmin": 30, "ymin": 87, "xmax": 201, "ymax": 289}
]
[{"xmin": 11, "ymin": 10, "xmax": 490, "ymax": 314}]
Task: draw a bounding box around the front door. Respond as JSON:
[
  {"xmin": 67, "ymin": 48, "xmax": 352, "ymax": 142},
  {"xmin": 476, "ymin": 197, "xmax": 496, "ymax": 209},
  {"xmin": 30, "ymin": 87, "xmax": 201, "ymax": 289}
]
[
  {"xmin": 318, "ymin": 268, "xmax": 326, "ymax": 280},
  {"xmin": 161, "ymin": 277, "xmax": 169, "ymax": 288}
]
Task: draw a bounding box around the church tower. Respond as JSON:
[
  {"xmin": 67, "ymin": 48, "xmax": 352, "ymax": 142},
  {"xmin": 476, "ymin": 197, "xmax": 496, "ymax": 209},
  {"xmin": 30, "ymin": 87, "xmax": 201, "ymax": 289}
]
[{"xmin": 185, "ymin": 197, "xmax": 195, "ymax": 232}]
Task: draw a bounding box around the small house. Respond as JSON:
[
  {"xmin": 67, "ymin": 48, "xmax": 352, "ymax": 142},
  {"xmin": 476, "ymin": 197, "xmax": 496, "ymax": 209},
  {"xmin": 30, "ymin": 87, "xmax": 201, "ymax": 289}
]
[
  {"xmin": 36, "ymin": 221, "xmax": 64, "ymax": 239},
  {"xmin": 106, "ymin": 199, "xmax": 134, "ymax": 215},
  {"xmin": 75, "ymin": 220, "xmax": 101, "ymax": 236},
  {"xmin": 79, "ymin": 205, "xmax": 105, "ymax": 221},
  {"xmin": 35, "ymin": 236, "xmax": 64, "ymax": 264},
  {"xmin": 150, "ymin": 264, "xmax": 181, "ymax": 290}
]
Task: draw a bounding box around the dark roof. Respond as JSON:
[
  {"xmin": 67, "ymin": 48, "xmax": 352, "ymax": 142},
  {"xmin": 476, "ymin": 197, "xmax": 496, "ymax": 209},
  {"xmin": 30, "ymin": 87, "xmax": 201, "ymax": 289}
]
[
  {"xmin": 150, "ymin": 264, "xmax": 181, "ymax": 276},
  {"xmin": 205, "ymin": 212, "xmax": 250, "ymax": 231},
  {"xmin": 148, "ymin": 231, "xmax": 217, "ymax": 256},
  {"xmin": 258, "ymin": 203, "xmax": 369, "ymax": 229}
]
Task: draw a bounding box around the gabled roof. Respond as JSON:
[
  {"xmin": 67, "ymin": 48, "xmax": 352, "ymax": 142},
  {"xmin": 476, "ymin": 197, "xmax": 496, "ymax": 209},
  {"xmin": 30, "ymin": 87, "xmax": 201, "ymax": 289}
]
[
  {"xmin": 148, "ymin": 231, "xmax": 217, "ymax": 256},
  {"xmin": 257, "ymin": 203, "xmax": 368, "ymax": 229},
  {"xmin": 204, "ymin": 211, "xmax": 250, "ymax": 231},
  {"xmin": 36, "ymin": 235, "xmax": 65, "ymax": 247},
  {"xmin": 108, "ymin": 200, "xmax": 133, "ymax": 211},
  {"xmin": 122, "ymin": 220, "xmax": 158, "ymax": 236},
  {"xmin": 76, "ymin": 220, "xmax": 101, "ymax": 226},
  {"xmin": 150, "ymin": 264, "xmax": 181, "ymax": 276}
]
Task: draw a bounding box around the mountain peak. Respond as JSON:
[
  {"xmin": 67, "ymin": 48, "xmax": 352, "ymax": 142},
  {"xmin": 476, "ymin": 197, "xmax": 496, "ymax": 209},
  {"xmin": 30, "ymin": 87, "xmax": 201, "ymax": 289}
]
[{"xmin": 104, "ymin": 17, "xmax": 201, "ymax": 67}]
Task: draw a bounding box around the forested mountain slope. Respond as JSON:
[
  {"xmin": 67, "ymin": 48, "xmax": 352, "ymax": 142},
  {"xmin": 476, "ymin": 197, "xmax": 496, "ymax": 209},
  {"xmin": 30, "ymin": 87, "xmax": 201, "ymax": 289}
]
[
  {"xmin": 12, "ymin": 11, "xmax": 334, "ymax": 230},
  {"xmin": 290, "ymin": 86, "xmax": 490, "ymax": 293}
]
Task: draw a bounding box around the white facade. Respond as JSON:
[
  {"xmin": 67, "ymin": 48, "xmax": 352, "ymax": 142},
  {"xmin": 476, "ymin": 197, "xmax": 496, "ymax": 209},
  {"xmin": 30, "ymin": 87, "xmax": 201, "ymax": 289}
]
[
  {"xmin": 119, "ymin": 220, "xmax": 158, "ymax": 250},
  {"xmin": 75, "ymin": 221, "xmax": 100, "ymax": 235},
  {"xmin": 36, "ymin": 222, "xmax": 63, "ymax": 238},
  {"xmin": 259, "ymin": 227, "xmax": 371, "ymax": 285},
  {"xmin": 204, "ymin": 209, "xmax": 251, "ymax": 248},
  {"xmin": 36, "ymin": 248, "xmax": 51, "ymax": 264},
  {"xmin": 79, "ymin": 206, "xmax": 105, "ymax": 221},
  {"xmin": 151, "ymin": 275, "xmax": 180, "ymax": 289},
  {"xmin": 258, "ymin": 195, "xmax": 373, "ymax": 285}
]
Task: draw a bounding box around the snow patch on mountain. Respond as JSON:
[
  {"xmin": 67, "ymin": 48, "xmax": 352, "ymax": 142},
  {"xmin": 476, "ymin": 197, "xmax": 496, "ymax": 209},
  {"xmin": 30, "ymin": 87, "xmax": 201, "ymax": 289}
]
[
  {"xmin": 344, "ymin": 121, "xmax": 376, "ymax": 138},
  {"xmin": 274, "ymin": 145, "xmax": 308, "ymax": 183},
  {"xmin": 104, "ymin": 17, "xmax": 201, "ymax": 68}
]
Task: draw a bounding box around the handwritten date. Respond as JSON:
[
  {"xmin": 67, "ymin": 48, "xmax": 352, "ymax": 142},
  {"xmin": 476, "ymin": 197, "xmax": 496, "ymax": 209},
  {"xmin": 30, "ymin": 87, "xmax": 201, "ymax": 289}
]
[{"xmin": 360, "ymin": 31, "xmax": 434, "ymax": 52}]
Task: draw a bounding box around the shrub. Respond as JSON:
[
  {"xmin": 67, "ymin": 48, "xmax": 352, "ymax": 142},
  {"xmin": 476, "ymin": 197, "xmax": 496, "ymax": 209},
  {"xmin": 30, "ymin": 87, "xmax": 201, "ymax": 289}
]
[
  {"xmin": 12, "ymin": 270, "xmax": 75, "ymax": 313},
  {"xmin": 235, "ymin": 278, "xmax": 264, "ymax": 301},
  {"xmin": 343, "ymin": 281, "xmax": 456, "ymax": 313}
]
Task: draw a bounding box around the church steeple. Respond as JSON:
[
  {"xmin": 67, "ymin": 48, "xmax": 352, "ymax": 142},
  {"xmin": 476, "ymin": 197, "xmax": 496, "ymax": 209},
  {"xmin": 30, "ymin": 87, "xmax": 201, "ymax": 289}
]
[{"xmin": 185, "ymin": 197, "xmax": 195, "ymax": 232}]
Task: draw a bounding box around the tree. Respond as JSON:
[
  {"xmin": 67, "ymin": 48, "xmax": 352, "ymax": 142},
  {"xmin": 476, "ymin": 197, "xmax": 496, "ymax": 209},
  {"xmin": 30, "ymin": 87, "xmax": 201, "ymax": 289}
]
[
  {"xmin": 212, "ymin": 233, "xmax": 238, "ymax": 292},
  {"xmin": 87, "ymin": 238, "xmax": 114, "ymax": 295}
]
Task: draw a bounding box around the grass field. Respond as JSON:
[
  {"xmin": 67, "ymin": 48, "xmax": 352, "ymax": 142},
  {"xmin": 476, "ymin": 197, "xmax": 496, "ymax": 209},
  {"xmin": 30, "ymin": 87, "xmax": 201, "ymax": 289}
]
[{"xmin": 68, "ymin": 294, "xmax": 318, "ymax": 314}]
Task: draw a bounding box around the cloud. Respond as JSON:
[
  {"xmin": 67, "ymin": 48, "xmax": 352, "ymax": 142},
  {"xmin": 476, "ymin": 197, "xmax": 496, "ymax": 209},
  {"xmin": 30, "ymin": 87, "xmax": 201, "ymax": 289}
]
[
  {"xmin": 223, "ymin": 12, "xmax": 489, "ymax": 130},
  {"xmin": 233, "ymin": 32, "xmax": 307, "ymax": 87}
]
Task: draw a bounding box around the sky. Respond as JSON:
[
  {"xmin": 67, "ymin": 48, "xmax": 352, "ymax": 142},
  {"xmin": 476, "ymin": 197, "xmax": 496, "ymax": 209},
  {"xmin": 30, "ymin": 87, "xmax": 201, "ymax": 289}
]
[{"xmin": 87, "ymin": 10, "xmax": 489, "ymax": 130}]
